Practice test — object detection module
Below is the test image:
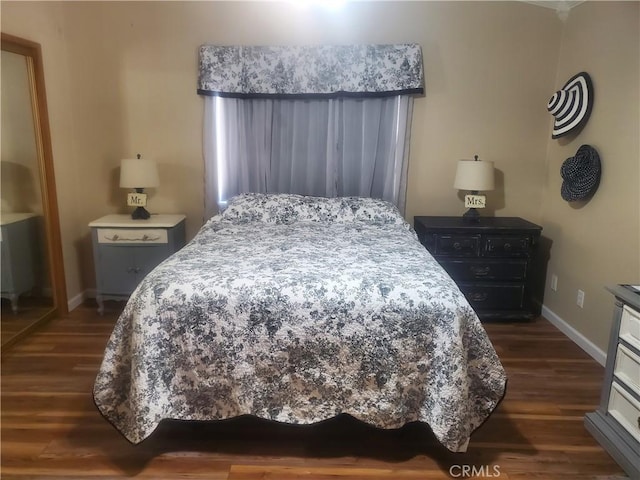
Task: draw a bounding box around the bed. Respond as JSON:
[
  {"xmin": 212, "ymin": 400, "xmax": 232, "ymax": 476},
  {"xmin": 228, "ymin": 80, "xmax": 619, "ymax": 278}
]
[{"xmin": 93, "ymin": 193, "xmax": 506, "ymax": 452}]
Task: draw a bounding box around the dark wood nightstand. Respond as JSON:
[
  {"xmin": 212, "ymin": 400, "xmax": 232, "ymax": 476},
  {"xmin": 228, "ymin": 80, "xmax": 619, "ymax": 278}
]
[{"xmin": 414, "ymin": 216, "xmax": 542, "ymax": 321}]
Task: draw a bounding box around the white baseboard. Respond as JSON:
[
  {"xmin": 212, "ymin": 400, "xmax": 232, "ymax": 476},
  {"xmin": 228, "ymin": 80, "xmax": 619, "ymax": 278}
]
[
  {"xmin": 542, "ymin": 305, "xmax": 607, "ymax": 366},
  {"xmin": 67, "ymin": 289, "xmax": 97, "ymax": 312},
  {"xmin": 67, "ymin": 291, "xmax": 85, "ymax": 312}
]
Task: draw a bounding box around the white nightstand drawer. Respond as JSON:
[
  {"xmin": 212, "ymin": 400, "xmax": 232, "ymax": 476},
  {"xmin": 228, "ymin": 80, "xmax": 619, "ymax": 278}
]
[
  {"xmin": 614, "ymin": 344, "xmax": 640, "ymax": 395},
  {"xmin": 97, "ymin": 228, "xmax": 168, "ymax": 244},
  {"xmin": 620, "ymin": 305, "xmax": 640, "ymax": 352},
  {"xmin": 608, "ymin": 382, "xmax": 640, "ymax": 443}
]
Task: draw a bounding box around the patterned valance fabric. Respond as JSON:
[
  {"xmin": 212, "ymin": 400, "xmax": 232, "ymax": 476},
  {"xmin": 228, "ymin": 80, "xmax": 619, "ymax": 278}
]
[{"xmin": 197, "ymin": 44, "xmax": 424, "ymax": 98}]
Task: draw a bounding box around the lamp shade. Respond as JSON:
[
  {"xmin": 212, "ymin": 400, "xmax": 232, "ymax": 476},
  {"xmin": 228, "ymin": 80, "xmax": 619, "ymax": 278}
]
[
  {"xmin": 119, "ymin": 158, "xmax": 160, "ymax": 189},
  {"xmin": 453, "ymin": 159, "xmax": 495, "ymax": 191}
]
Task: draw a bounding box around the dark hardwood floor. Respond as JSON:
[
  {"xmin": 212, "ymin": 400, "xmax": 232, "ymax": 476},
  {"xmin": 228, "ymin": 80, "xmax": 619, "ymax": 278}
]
[
  {"xmin": 1, "ymin": 296, "xmax": 54, "ymax": 341},
  {"xmin": 0, "ymin": 302, "xmax": 629, "ymax": 479}
]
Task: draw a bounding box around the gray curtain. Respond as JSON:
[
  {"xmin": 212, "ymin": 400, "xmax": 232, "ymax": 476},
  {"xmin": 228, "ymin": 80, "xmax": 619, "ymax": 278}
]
[{"xmin": 204, "ymin": 95, "xmax": 413, "ymax": 219}]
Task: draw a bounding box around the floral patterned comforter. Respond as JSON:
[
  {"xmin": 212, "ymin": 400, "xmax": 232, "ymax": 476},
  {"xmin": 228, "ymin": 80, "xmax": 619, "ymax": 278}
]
[{"xmin": 93, "ymin": 194, "xmax": 506, "ymax": 452}]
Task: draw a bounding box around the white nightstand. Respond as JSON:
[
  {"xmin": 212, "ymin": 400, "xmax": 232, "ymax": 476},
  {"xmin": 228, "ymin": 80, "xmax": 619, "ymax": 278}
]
[{"xmin": 89, "ymin": 214, "xmax": 186, "ymax": 314}]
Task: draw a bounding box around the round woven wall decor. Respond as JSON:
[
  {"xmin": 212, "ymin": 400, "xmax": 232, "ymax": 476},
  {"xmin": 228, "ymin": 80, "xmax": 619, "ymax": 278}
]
[{"xmin": 560, "ymin": 144, "xmax": 601, "ymax": 202}]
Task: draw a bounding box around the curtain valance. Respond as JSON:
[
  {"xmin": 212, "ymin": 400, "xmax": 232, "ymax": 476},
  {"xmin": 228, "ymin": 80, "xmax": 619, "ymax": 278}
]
[{"xmin": 197, "ymin": 44, "xmax": 424, "ymax": 98}]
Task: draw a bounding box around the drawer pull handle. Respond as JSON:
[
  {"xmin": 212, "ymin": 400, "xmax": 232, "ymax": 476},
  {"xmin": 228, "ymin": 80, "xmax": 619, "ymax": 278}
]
[
  {"xmin": 504, "ymin": 242, "xmax": 512, "ymax": 251},
  {"xmin": 468, "ymin": 292, "xmax": 489, "ymax": 302},
  {"xmin": 126, "ymin": 267, "xmax": 141, "ymax": 274},
  {"xmin": 470, "ymin": 266, "xmax": 491, "ymax": 277},
  {"xmin": 453, "ymin": 242, "xmax": 462, "ymax": 250},
  {"xmin": 105, "ymin": 234, "xmax": 161, "ymax": 242}
]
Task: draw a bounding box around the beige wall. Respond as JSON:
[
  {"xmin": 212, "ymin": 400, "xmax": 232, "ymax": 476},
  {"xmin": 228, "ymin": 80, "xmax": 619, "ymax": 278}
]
[
  {"xmin": 540, "ymin": 1, "xmax": 640, "ymax": 351},
  {"xmin": 3, "ymin": 1, "xmax": 637, "ymax": 352}
]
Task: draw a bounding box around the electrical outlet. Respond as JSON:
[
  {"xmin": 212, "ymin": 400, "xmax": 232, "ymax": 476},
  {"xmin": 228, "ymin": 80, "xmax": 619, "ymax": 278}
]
[
  {"xmin": 551, "ymin": 274, "xmax": 558, "ymax": 292},
  {"xmin": 577, "ymin": 289, "xmax": 585, "ymax": 308}
]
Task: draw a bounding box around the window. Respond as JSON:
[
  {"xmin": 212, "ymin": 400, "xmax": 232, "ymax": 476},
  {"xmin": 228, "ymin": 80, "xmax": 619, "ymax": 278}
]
[
  {"xmin": 198, "ymin": 44, "xmax": 424, "ymax": 219},
  {"xmin": 204, "ymin": 94, "xmax": 413, "ymax": 218}
]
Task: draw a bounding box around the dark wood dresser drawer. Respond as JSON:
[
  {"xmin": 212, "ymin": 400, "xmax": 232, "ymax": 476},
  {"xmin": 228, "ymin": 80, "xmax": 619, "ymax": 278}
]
[
  {"xmin": 484, "ymin": 235, "xmax": 531, "ymax": 257},
  {"xmin": 439, "ymin": 259, "xmax": 527, "ymax": 281},
  {"xmin": 435, "ymin": 234, "xmax": 480, "ymax": 257},
  {"xmin": 413, "ymin": 216, "xmax": 543, "ymax": 321},
  {"xmin": 458, "ymin": 283, "xmax": 525, "ymax": 310}
]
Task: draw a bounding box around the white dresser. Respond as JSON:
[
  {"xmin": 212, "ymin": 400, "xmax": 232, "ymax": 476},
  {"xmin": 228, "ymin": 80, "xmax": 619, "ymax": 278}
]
[{"xmin": 585, "ymin": 285, "xmax": 640, "ymax": 478}]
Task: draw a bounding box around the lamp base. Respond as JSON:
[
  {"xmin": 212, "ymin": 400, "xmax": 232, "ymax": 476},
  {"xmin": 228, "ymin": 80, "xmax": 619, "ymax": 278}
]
[
  {"xmin": 131, "ymin": 206, "xmax": 151, "ymax": 220},
  {"xmin": 462, "ymin": 208, "xmax": 481, "ymax": 223}
]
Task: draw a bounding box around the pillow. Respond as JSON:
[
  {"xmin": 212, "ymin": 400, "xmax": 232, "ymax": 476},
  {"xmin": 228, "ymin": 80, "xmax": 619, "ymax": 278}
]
[
  {"xmin": 221, "ymin": 193, "xmax": 296, "ymax": 223},
  {"xmin": 222, "ymin": 193, "xmax": 405, "ymax": 225},
  {"xmin": 341, "ymin": 197, "xmax": 407, "ymax": 226},
  {"xmin": 222, "ymin": 193, "xmax": 335, "ymax": 224}
]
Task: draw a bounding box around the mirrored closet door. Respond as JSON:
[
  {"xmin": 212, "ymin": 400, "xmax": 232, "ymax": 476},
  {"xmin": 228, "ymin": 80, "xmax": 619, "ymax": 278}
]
[{"xmin": 1, "ymin": 33, "xmax": 67, "ymax": 352}]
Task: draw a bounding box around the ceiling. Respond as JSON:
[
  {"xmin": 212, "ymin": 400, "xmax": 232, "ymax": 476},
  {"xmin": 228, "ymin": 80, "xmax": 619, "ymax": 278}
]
[
  {"xmin": 522, "ymin": 1, "xmax": 585, "ymax": 20},
  {"xmin": 523, "ymin": 1, "xmax": 584, "ymax": 9}
]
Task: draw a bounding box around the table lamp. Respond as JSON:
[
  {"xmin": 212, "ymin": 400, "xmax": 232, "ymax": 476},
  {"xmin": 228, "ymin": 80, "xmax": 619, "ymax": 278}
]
[
  {"xmin": 119, "ymin": 154, "xmax": 159, "ymax": 220},
  {"xmin": 453, "ymin": 155, "xmax": 495, "ymax": 222}
]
